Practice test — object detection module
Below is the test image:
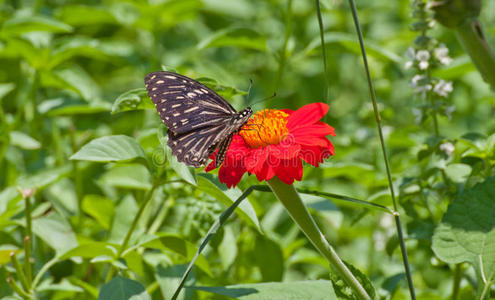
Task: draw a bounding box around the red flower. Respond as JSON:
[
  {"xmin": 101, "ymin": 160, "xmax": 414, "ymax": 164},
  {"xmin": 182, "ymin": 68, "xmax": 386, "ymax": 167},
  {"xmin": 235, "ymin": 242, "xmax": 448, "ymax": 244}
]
[{"xmin": 206, "ymin": 103, "xmax": 335, "ymax": 188}]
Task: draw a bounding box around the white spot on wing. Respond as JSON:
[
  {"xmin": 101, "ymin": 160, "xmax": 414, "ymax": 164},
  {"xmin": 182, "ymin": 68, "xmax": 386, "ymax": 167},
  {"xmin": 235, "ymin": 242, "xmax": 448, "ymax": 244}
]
[
  {"xmin": 187, "ymin": 92, "xmax": 197, "ymax": 98},
  {"xmin": 156, "ymin": 80, "xmax": 164, "ymax": 84},
  {"xmin": 184, "ymin": 106, "xmax": 199, "ymax": 113},
  {"xmin": 165, "ymin": 75, "xmax": 177, "ymax": 79},
  {"xmin": 171, "ymin": 104, "xmax": 181, "ymax": 108}
]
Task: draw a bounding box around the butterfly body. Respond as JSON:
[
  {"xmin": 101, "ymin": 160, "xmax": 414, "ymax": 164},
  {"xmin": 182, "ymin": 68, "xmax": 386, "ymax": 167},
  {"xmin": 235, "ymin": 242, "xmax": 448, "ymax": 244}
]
[{"xmin": 145, "ymin": 71, "xmax": 252, "ymax": 167}]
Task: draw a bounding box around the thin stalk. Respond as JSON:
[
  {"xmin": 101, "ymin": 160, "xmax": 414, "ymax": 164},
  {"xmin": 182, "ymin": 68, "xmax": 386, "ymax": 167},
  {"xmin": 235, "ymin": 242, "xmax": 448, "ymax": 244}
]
[
  {"xmin": 146, "ymin": 281, "xmax": 160, "ymax": 295},
  {"xmin": 268, "ymin": 177, "xmax": 371, "ymax": 300},
  {"xmin": 455, "ymin": 19, "xmax": 495, "ymax": 89},
  {"xmin": 32, "ymin": 256, "xmax": 58, "ymax": 287},
  {"xmin": 347, "ymin": 0, "xmax": 416, "ymax": 299},
  {"xmin": 275, "ymin": 0, "xmax": 293, "ymax": 88},
  {"xmin": 10, "ymin": 252, "xmax": 30, "ymax": 292},
  {"xmin": 7, "ymin": 274, "xmax": 33, "ymax": 299},
  {"xmin": 105, "ymin": 183, "xmax": 159, "ymax": 282},
  {"xmin": 479, "ymin": 280, "xmax": 491, "ymax": 300},
  {"xmin": 315, "ymin": 0, "xmax": 329, "ymax": 112},
  {"xmin": 452, "ymin": 263, "xmax": 462, "ymax": 300},
  {"xmin": 24, "ymin": 195, "xmax": 33, "ymax": 288},
  {"xmin": 148, "ymin": 196, "xmax": 173, "ymax": 235}
]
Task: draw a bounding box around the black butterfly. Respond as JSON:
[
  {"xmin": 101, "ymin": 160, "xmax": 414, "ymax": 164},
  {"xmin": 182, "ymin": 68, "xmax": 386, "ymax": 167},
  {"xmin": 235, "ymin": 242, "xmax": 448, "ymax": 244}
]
[{"xmin": 145, "ymin": 71, "xmax": 253, "ymax": 168}]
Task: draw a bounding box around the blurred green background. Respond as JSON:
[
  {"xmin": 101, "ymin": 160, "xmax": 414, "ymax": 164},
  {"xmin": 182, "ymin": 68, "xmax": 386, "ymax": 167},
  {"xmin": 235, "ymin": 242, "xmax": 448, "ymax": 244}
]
[{"xmin": 1, "ymin": 0, "xmax": 494, "ymax": 299}]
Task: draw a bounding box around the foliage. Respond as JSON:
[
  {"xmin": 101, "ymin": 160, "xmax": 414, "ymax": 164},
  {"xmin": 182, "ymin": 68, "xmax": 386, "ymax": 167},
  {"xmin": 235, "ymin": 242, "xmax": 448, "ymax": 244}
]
[{"xmin": 1, "ymin": 0, "xmax": 495, "ymax": 299}]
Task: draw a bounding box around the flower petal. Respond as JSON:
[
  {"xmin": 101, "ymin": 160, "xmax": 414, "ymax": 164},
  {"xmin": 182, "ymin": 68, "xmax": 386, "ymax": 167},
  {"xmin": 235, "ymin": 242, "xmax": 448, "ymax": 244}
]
[
  {"xmin": 275, "ymin": 158, "xmax": 303, "ymax": 184},
  {"xmin": 287, "ymin": 103, "xmax": 329, "ymax": 129}
]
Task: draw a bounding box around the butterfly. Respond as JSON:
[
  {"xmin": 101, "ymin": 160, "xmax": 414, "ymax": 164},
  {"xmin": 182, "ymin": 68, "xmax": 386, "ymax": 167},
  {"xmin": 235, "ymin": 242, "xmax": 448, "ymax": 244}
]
[{"xmin": 145, "ymin": 71, "xmax": 253, "ymax": 168}]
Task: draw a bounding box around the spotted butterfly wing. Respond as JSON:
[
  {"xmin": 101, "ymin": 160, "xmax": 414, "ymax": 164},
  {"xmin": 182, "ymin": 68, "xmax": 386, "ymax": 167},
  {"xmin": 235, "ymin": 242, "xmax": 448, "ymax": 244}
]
[{"xmin": 145, "ymin": 71, "xmax": 252, "ymax": 167}]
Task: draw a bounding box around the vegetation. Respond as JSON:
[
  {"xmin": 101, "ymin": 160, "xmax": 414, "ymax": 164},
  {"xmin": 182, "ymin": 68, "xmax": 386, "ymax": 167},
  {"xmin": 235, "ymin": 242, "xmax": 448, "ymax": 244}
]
[{"xmin": 1, "ymin": 0, "xmax": 494, "ymax": 299}]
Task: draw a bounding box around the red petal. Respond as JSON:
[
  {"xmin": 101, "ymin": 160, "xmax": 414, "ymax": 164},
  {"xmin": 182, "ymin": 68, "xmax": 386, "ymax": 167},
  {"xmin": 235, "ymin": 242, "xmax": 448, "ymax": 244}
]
[
  {"xmin": 299, "ymin": 144, "xmax": 334, "ymax": 166},
  {"xmin": 287, "ymin": 103, "xmax": 329, "ymax": 129},
  {"xmin": 218, "ymin": 154, "xmax": 246, "ymax": 188},
  {"xmin": 275, "ymin": 158, "xmax": 303, "ymax": 184},
  {"xmin": 290, "ymin": 123, "xmax": 335, "ymax": 138}
]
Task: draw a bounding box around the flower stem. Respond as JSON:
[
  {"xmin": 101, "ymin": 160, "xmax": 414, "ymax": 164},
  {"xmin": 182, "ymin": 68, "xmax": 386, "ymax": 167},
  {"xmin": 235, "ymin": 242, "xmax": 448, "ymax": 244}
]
[
  {"xmin": 346, "ymin": 0, "xmax": 416, "ymax": 298},
  {"xmin": 455, "ymin": 19, "xmax": 495, "ymax": 89},
  {"xmin": 267, "ymin": 177, "xmax": 371, "ymax": 300},
  {"xmin": 315, "ymin": 0, "xmax": 329, "ymax": 115},
  {"xmin": 452, "ymin": 263, "xmax": 462, "ymax": 300}
]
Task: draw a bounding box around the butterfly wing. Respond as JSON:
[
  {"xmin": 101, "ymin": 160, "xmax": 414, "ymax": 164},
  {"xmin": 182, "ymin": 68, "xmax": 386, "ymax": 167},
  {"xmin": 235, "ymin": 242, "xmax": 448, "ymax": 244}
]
[
  {"xmin": 145, "ymin": 71, "xmax": 251, "ymax": 167},
  {"xmin": 145, "ymin": 71, "xmax": 236, "ymax": 134}
]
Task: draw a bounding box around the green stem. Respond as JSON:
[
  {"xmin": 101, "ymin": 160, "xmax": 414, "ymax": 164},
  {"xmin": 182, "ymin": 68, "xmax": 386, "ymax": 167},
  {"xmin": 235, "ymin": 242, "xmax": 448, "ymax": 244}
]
[
  {"xmin": 347, "ymin": 1, "xmax": 416, "ymax": 298},
  {"xmin": 315, "ymin": 0, "xmax": 329, "ymax": 114},
  {"xmin": 479, "ymin": 280, "xmax": 491, "ymax": 300},
  {"xmin": 10, "ymin": 252, "xmax": 30, "ymax": 292},
  {"xmin": 267, "ymin": 177, "xmax": 371, "ymax": 300},
  {"xmin": 7, "ymin": 274, "xmax": 33, "ymax": 299},
  {"xmin": 275, "ymin": 0, "xmax": 292, "ymax": 89},
  {"xmin": 455, "ymin": 19, "xmax": 495, "ymax": 89},
  {"xmin": 32, "ymin": 257, "xmax": 58, "ymax": 287},
  {"xmin": 105, "ymin": 183, "xmax": 159, "ymax": 282},
  {"xmin": 24, "ymin": 195, "xmax": 33, "ymax": 288},
  {"xmin": 452, "ymin": 263, "xmax": 462, "ymax": 300}
]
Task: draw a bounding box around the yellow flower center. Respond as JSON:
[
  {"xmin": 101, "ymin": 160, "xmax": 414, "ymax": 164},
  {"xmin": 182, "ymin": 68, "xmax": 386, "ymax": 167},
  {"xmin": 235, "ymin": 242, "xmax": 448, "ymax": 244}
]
[{"xmin": 240, "ymin": 109, "xmax": 289, "ymax": 148}]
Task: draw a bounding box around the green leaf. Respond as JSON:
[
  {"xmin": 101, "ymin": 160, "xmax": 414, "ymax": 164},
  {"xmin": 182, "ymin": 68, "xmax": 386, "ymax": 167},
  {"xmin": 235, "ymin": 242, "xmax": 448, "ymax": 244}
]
[
  {"xmin": 155, "ymin": 264, "xmax": 195, "ymax": 300},
  {"xmin": 444, "ymin": 163, "xmax": 471, "ymax": 183},
  {"xmin": 218, "ymin": 226, "xmax": 237, "ymax": 269},
  {"xmin": 60, "ymin": 242, "xmax": 117, "ymax": 260},
  {"xmin": 197, "ymin": 28, "xmax": 267, "ymax": 51},
  {"xmin": 193, "ymin": 280, "xmax": 338, "ymax": 299},
  {"xmin": 55, "ymin": 5, "xmax": 117, "ymax": 26},
  {"xmin": 304, "ymin": 32, "xmax": 401, "ymax": 63},
  {"xmin": 70, "ymin": 135, "xmax": 147, "ymax": 164},
  {"xmin": 82, "ymin": 195, "xmax": 115, "ymax": 229},
  {"xmin": 0, "ymin": 83, "xmax": 15, "ymax": 101},
  {"xmin": 38, "ymin": 98, "xmax": 111, "ymax": 116},
  {"xmin": 254, "ymin": 235, "xmax": 284, "ymax": 281},
  {"xmin": 109, "ymin": 195, "xmax": 138, "ymax": 244},
  {"xmin": 53, "ymin": 66, "xmax": 101, "ymax": 101},
  {"xmin": 2, "ymin": 15, "xmax": 72, "ymax": 34},
  {"xmin": 100, "ymin": 163, "xmax": 152, "ymax": 190},
  {"xmin": 98, "ymin": 276, "xmax": 150, "ymax": 300},
  {"xmin": 158, "ymin": 130, "xmax": 197, "ymax": 185},
  {"xmin": 197, "ymin": 174, "xmax": 261, "ymax": 231},
  {"xmin": 37, "ymin": 278, "xmax": 84, "ymax": 292},
  {"xmin": 16, "ymin": 165, "xmax": 72, "ymax": 190},
  {"xmin": 141, "ymin": 234, "xmax": 212, "ymax": 276},
  {"xmin": 112, "ymin": 88, "xmax": 154, "ymax": 114},
  {"xmin": 329, "ymin": 261, "xmax": 376, "ymax": 300},
  {"xmin": 32, "ymin": 212, "xmax": 78, "ymax": 256},
  {"xmin": 432, "ymin": 176, "xmax": 495, "ymax": 284},
  {"xmin": 9, "ymin": 131, "xmax": 41, "ymax": 150}
]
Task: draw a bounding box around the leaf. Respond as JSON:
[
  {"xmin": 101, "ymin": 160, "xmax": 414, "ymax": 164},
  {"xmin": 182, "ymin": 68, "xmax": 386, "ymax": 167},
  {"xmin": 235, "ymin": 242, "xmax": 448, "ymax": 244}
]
[
  {"xmin": 9, "ymin": 131, "xmax": 41, "ymax": 150},
  {"xmin": 70, "ymin": 135, "xmax": 147, "ymax": 164},
  {"xmin": 141, "ymin": 234, "xmax": 212, "ymax": 276},
  {"xmin": 197, "ymin": 173, "xmax": 261, "ymax": 231},
  {"xmin": 37, "ymin": 278, "xmax": 84, "ymax": 292},
  {"xmin": 218, "ymin": 226, "xmax": 237, "ymax": 269},
  {"xmin": 304, "ymin": 32, "xmax": 401, "ymax": 62},
  {"xmin": 98, "ymin": 276, "xmax": 150, "ymax": 300},
  {"xmin": 109, "ymin": 195, "xmax": 138, "ymax": 244},
  {"xmin": 432, "ymin": 176, "xmax": 495, "ymax": 284},
  {"xmin": 192, "ymin": 280, "xmax": 338, "ymax": 299},
  {"xmin": 16, "ymin": 165, "xmax": 72, "ymax": 190},
  {"xmin": 0, "ymin": 83, "xmax": 15, "ymax": 101},
  {"xmin": 53, "ymin": 65, "xmax": 101, "ymax": 101},
  {"xmin": 32, "ymin": 212, "xmax": 78, "ymax": 256},
  {"xmin": 38, "ymin": 98, "xmax": 111, "ymax": 116},
  {"xmin": 329, "ymin": 260, "xmax": 376, "ymax": 300},
  {"xmin": 254, "ymin": 235, "xmax": 284, "ymax": 281},
  {"xmin": 55, "ymin": 5, "xmax": 117, "ymax": 26},
  {"xmin": 2, "ymin": 15, "xmax": 72, "ymax": 34},
  {"xmin": 59, "ymin": 242, "xmax": 117, "ymax": 260},
  {"xmin": 112, "ymin": 88, "xmax": 154, "ymax": 114},
  {"xmin": 444, "ymin": 163, "xmax": 471, "ymax": 183},
  {"xmin": 197, "ymin": 28, "xmax": 267, "ymax": 51},
  {"xmin": 82, "ymin": 195, "xmax": 115, "ymax": 229},
  {"xmin": 158, "ymin": 130, "xmax": 197, "ymax": 185},
  {"xmin": 155, "ymin": 264, "xmax": 195, "ymax": 300},
  {"xmin": 99, "ymin": 163, "xmax": 152, "ymax": 190}
]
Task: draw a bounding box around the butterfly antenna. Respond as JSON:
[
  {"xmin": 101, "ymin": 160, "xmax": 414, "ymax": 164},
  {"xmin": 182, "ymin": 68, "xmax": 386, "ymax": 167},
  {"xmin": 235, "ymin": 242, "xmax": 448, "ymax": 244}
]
[
  {"xmin": 246, "ymin": 79, "xmax": 253, "ymax": 102},
  {"xmin": 248, "ymin": 92, "xmax": 276, "ymax": 107}
]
